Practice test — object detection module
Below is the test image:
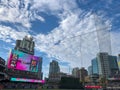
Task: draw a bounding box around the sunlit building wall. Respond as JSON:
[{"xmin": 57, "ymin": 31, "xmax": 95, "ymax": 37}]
[
  {"xmin": 72, "ymin": 67, "xmax": 79, "ymax": 78},
  {"xmin": 49, "ymin": 60, "xmax": 60, "ymax": 75},
  {"xmin": 97, "ymin": 52, "xmax": 110, "ymax": 78},
  {"xmin": 15, "ymin": 35, "xmax": 35, "ymax": 55}
]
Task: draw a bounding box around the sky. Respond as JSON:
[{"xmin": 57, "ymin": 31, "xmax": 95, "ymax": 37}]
[{"xmin": 0, "ymin": 0, "xmax": 120, "ymax": 78}]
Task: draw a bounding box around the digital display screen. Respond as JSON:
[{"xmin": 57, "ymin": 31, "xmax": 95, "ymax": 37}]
[
  {"xmin": 108, "ymin": 78, "xmax": 120, "ymax": 80},
  {"xmin": 85, "ymin": 85, "xmax": 102, "ymax": 89},
  {"xmin": 10, "ymin": 77, "xmax": 45, "ymax": 83},
  {"xmin": 7, "ymin": 49, "xmax": 40, "ymax": 72}
]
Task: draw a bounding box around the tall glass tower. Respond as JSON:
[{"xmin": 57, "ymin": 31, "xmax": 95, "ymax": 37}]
[{"xmin": 92, "ymin": 58, "xmax": 99, "ymax": 74}]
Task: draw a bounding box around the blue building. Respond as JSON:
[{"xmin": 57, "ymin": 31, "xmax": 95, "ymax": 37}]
[
  {"xmin": 92, "ymin": 58, "xmax": 99, "ymax": 74},
  {"xmin": 88, "ymin": 66, "xmax": 92, "ymax": 75},
  {"xmin": 109, "ymin": 55, "xmax": 119, "ymax": 76}
]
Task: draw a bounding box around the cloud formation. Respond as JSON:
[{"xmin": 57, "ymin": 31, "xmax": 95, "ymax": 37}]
[
  {"xmin": 0, "ymin": 0, "xmax": 119, "ymax": 75},
  {"xmin": 35, "ymin": 12, "xmax": 112, "ymax": 68},
  {"xmin": 0, "ymin": 25, "xmax": 29, "ymax": 42},
  {"xmin": 0, "ymin": 0, "xmax": 45, "ymax": 28}
]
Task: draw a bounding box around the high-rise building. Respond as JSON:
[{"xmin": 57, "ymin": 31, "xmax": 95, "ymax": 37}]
[
  {"xmin": 94, "ymin": 53, "xmax": 119, "ymax": 78},
  {"xmin": 88, "ymin": 66, "xmax": 92, "ymax": 75},
  {"xmin": 0, "ymin": 57, "xmax": 6, "ymax": 81},
  {"xmin": 72, "ymin": 67, "xmax": 79, "ymax": 78},
  {"xmin": 37, "ymin": 57, "xmax": 43, "ymax": 79},
  {"xmin": 118, "ymin": 54, "xmax": 120, "ymax": 70},
  {"xmin": 49, "ymin": 60, "xmax": 60, "ymax": 75},
  {"xmin": 15, "ymin": 35, "xmax": 35, "ymax": 55},
  {"xmin": 109, "ymin": 55, "xmax": 119, "ymax": 76},
  {"xmin": 48, "ymin": 60, "xmax": 60, "ymax": 85},
  {"xmin": 79, "ymin": 67, "xmax": 88, "ymax": 82},
  {"xmin": 97, "ymin": 52, "xmax": 111, "ymax": 78},
  {"xmin": 92, "ymin": 58, "xmax": 99, "ymax": 74}
]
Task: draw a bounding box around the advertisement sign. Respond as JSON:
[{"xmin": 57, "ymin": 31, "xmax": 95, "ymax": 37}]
[
  {"xmin": 7, "ymin": 49, "xmax": 39, "ymax": 72},
  {"xmin": 85, "ymin": 85, "xmax": 102, "ymax": 89},
  {"xmin": 11, "ymin": 77, "xmax": 45, "ymax": 83}
]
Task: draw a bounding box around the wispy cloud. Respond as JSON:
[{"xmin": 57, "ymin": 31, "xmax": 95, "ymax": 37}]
[
  {"xmin": 0, "ymin": 0, "xmax": 45, "ymax": 28},
  {"xmin": 34, "ymin": 11, "xmax": 112, "ymax": 68},
  {"xmin": 0, "ymin": 25, "xmax": 29, "ymax": 41},
  {"xmin": 0, "ymin": 0, "xmax": 119, "ymax": 74}
]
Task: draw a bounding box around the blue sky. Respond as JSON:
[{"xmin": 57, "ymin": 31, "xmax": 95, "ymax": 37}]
[{"xmin": 0, "ymin": 0, "xmax": 120, "ymax": 78}]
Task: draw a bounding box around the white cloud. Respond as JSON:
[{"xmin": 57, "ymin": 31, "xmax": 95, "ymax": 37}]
[
  {"xmin": 0, "ymin": 0, "xmax": 45, "ymax": 28},
  {"xmin": 0, "ymin": 25, "xmax": 29, "ymax": 42},
  {"xmin": 0, "ymin": 0, "xmax": 77, "ymax": 29},
  {"xmin": 42, "ymin": 65, "xmax": 49, "ymax": 78},
  {"xmin": 0, "ymin": 0, "xmax": 119, "ymax": 76},
  {"xmin": 0, "ymin": 1, "xmax": 29, "ymax": 28},
  {"xmin": 111, "ymin": 31, "xmax": 120, "ymax": 55},
  {"xmin": 34, "ymin": 10, "xmax": 112, "ymax": 69},
  {"xmin": 60, "ymin": 65, "xmax": 71, "ymax": 74},
  {"xmin": 34, "ymin": 10, "xmax": 113, "ymax": 76},
  {"xmin": 31, "ymin": 0, "xmax": 77, "ymax": 13}
]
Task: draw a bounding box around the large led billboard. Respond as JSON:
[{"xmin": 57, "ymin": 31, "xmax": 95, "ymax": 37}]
[
  {"xmin": 11, "ymin": 77, "xmax": 45, "ymax": 83},
  {"xmin": 7, "ymin": 49, "xmax": 40, "ymax": 72}
]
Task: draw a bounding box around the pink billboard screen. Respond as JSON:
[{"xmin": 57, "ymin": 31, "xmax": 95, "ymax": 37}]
[
  {"xmin": 7, "ymin": 49, "xmax": 39, "ymax": 72},
  {"xmin": 11, "ymin": 77, "xmax": 45, "ymax": 83}
]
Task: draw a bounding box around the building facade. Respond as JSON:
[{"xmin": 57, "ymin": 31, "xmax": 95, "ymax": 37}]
[
  {"xmin": 15, "ymin": 35, "xmax": 35, "ymax": 55},
  {"xmin": 48, "ymin": 60, "xmax": 61, "ymax": 88},
  {"xmin": 97, "ymin": 52, "xmax": 111, "ymax": 78},
  {"xmin": 79, "ymin": 67, "xmax": 88, "ymax": 82},
  {"xmin": 0, "ymin": 57, "xmax": 6, "ymax": 81},
  {"xmin": 37, "ymin": 57, "xmax": 43, "ymax": 79},
  {"xmin": 92, "ymin": 58, "xmax": 99, "ymax": 74},
  {"xmin": 49, "ymin": 60, "xmax": 60, "ymax": 75},
  {"xmin": 72, "ymin": 67, "xmax": 79, "ymax": 78},
  {"xmin": 88, "ymin": 66, "xmax": 92, "ymax": 75},
  {"xmin": 109, "ymin": 55, "xmax": 119, "ymax": 77}
]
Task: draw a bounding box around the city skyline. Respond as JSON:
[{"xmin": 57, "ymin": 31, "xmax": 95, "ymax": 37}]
[{"xmin": 0, "ymin": 0, "xmax": 120, "ymax": 77}]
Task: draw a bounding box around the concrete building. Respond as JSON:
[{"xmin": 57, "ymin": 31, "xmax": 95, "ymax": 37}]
[
  {"xmin": 49, "ymin": 60, "xmax": 60, "ymax": 75},
  {"xmin": 79, "ymin": 67, "xmax": 88, "ymax": 82},
  {"xmin": 49, "ymin": 60, "xmax": 60, "ymax": 82},
  {"xmin": 15, "ymin": 35, "xmax": 35, "ymax": 55},
  {"xmin": 109, "ymin": 55, "xmax": 119, "ymax": 76},
  {"xmin": 72, "ymin": 67, "xmax": 79, "ymax": 78},
  {"xmin": 97, "ymin": 52, "xmax": 110, "ymax": 78},
  {"xmin": 0, "ymin": 57, "xmax": 6, "ymax": 81},
  {"xmin": 97, "ymin": 52, "xmax": 119, "ymax": 78}
]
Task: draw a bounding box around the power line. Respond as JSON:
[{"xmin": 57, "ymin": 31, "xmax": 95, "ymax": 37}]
[{"xmin": 60, "ymin": 26, "xmax": 110, "ymax": 43}]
